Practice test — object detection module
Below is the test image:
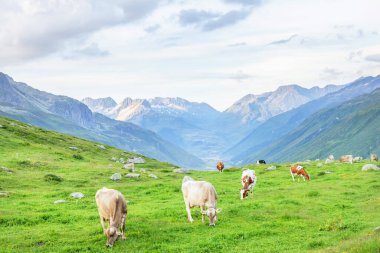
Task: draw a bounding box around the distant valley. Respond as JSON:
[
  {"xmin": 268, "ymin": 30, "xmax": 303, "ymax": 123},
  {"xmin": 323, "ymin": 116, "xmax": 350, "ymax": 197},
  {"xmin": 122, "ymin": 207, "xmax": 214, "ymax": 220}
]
[{"xmin": 1, "ymin": 72, "xmax": 379, "ymax": 169}]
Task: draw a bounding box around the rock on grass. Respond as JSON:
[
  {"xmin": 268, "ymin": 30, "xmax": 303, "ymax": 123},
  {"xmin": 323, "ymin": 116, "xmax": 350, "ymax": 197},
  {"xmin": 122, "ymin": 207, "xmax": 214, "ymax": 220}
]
[
  {"xmin": 110, "ymin": 173, "xmax": 122, "ymax": 181},
  {"xmin": 54, "ymin": 199, "xmax": 66, "ymax": 204},
  {"xmin": 149, "ymin": 174, "xmax": 158, "ymax": 179},
  {"xmin": 0, "ymin": 192, "xmax": 10, "ymax": 197},
  {"xmin": 362, "ymin": 164, "xmax": 380, "ymax": 171},
  {"xmin": 126, "ymin": 173, "xmax": 140, "ymax": 178},
  {"xmin": 70, "ymin": 192, "xmax": 84, "ymax": 199}
]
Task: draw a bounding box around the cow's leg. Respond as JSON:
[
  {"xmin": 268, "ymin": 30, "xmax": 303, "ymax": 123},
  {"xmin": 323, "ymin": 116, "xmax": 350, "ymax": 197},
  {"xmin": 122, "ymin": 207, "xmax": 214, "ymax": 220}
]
[
  {"xmin": 290, "ymin": 170, "xmax": 295, "ymax": 181},
  {"xmin": 201, "ymin": 206, "xmax": 205, "ymax": 223},
  {"xmin": 185, "ymin": 202, "xmax": 194, "ymax": 223},
  {"xmin": 302, "ymin": 175, "xmax": 305, "ymax": 181},
  {"xmin": 120, "ymin": 213, "xmax": 126, "ymax": 240},
  {"xmin": 99, "ymin": 217, "xmax": 106, "ymax": 234}
]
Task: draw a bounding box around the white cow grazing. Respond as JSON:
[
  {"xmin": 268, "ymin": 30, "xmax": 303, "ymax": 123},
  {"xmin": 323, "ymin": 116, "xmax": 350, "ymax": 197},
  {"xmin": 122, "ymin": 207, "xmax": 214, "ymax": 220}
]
[
  {"xmin": 181, "ymin": 176, "xmax": 221, "ymax": 226},
  {"xmin": 95, "ymin": 187, "xmax": 127, "ymax": 247},
  {"xmin": 240, "ymin": 169, "xmax": 257, "ymax": 200}
]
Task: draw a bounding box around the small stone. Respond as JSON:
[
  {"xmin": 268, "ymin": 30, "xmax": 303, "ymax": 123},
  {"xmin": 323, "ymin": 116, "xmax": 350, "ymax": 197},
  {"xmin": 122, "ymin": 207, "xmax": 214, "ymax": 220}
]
[
  {"xmin": 128, "ymin": 157, "xmax": 145, "ymax": 164},
  {"xmin": 119, "ymin": 158, "xmax": 125, "ymax": 164},
  {"xmin": 0, "ymin": 192, "xmax": 10, "ymax": 197},
  {"xmin": 266, "ymin": 166, "xmax": 277, "ymax": 171},
  {"xmin": 97, "ymin": 145, "xmax": 106, "ymax": 150},
  {"xmin": 1, "ymin": 166, "xmax": 13, "ymax": 174},
  {"xmin": 140, "ymin": 169, "xmax": 146, "ymax": 173},
  {"xmin": 317, "ymin": 163, "xmax": 323, "ymax": 167},
  {"xmin": 375, "ymin": 226, "xmax": 380, "ymax": 232},
  {"xmin": 325, "ymin": 158, "xmax": 334, "ymax": 164},
  {"xmin": 54, "ymin": 199, "xmax": 66, "ymax": 204},
  {"xmin": 328, "ymin": 155, "xmax": 334, "ymax": 160},
  {"xmin": 362, "ymin": 164, "xmax": 380, "ymax": 171},
  {"xmin": 111, "ymin": 157, "xmax": 118, "ymax": 161},
  {"xmin": 324, "ymin": 171, "xmax": 332, "ymax": 174},
  {"xmin": 69, "ymin": 146, "xmax": 78, "ymax": 150},
  {"xmin": 126, "ymin": 173, "xmax": 140, "ymax": 178},
  {"xmin": 173, "ymin": 168, "xmax": 189, "ymax": 173},
  {"xmin": 123, "ymin": 163, "xmax": 134, "ymax": 170},
  {"xmin": 149, "ymin": 174, "xmax": 158, "ymax": 179},
  {"xmin": 110, "ymin": 173, "xmax": 122, "ymax": 181},
  {"xmin": 70, "ymin": 192, "xmax": 84, "ymax": 199},
  {"xmin": 0, "ymin": 124, "xmax": 3, "ymax": 128}
]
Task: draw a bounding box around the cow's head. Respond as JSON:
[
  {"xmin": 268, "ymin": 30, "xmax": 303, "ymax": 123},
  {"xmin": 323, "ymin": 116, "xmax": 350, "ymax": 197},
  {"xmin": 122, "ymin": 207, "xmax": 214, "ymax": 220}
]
[
  {"xmin": 201, "ymin": 207, "xmax": 222, "ymax": 226},
  {"xmin": 105, "ymin": 226, "xmax": 118, "ymax": 247},
  {"xmin": 240, "ymin": 189, "xmax": 249, "ymax": 199},
  {"xmin": 304, "ymin": 173, "xmax": 310, "ymax": 180}
]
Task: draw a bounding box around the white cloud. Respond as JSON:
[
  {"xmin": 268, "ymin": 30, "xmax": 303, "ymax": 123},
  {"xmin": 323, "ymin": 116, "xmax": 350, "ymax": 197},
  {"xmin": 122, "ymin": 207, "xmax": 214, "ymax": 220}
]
[
  {"xmin": 1, "ymin": 0, "xmax": 380, "ymax": 110},
  {"xmin": 0, "ymin": 0, "xmax": 160, "ymax": 65}
]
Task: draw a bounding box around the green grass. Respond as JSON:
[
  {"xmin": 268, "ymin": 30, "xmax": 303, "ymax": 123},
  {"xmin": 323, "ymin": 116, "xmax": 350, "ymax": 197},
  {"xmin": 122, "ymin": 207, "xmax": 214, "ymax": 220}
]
[{"xmin": 0, "ymin": 116, "xmax": 379, "ymax": 252}]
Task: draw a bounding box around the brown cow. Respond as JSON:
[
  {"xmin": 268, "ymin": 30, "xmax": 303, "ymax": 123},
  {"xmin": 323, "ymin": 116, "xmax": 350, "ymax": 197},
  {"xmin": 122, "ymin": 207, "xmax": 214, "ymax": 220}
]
[
  {"xmin": 95, "ymin": 187, "xmax": 128, "ymax": 247},
  {"xmin": 290, "ymin": 165, "xmax": 310, "ymax": 181},
  {"xmin": 216, "ymin": 161, "xmax": 224, "ymax": 172},
  {"xmin": 340, "ymin": 155, "xmax": 353, "ymax": 164}
]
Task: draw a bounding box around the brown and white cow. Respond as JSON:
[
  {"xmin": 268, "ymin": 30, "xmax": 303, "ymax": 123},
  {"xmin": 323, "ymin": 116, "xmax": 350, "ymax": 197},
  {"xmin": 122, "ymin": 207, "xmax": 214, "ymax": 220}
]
[
  {"xmin": 95, "ymin": 187, "xmax": 128, "ymax": 247},
  {"xmin": 181, "ymin": 176, "xmax": 221, "ymax": 226},
  {"xmin": 340, "ymin": 155, "xmax": 353, "ymax": 164},
  {"xmin": 240, "ymin": 169, "xmax": 257, "ymax": 200},
  {"xmin": 290, "ymin": 165, "xmax": 310, "ymax": 181},
  {"xmin": 216, "ymin": 161, "xmax": 224, "ymax": 172}
]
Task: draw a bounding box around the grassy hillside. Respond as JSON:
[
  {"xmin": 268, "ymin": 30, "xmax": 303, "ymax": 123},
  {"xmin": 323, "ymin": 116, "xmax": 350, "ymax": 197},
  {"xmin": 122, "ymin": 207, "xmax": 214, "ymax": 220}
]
[
  {"xmin": 0, "ymin": 116, "xmax": 379, "ymax": 252},
  {"xmin": 248, "ymin": 88, "xmax": 380, "ymax": 163},
  {"xmin": 228, "ymin": 76, "xmax": 380, "ymax": 164}
]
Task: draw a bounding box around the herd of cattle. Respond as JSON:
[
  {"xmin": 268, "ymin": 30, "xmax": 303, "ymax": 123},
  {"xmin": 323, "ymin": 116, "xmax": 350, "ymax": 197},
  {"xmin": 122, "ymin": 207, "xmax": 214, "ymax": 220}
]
[{"xmin": 95, "ymin": 153, "xmax": 378, "ymax": 247}]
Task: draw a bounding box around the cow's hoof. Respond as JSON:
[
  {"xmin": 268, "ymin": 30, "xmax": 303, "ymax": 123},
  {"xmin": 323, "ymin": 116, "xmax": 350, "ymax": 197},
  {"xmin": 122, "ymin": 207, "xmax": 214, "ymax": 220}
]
[
  {"xmin": 121, "ymin": 235, "xmax": 126, "ymax": 240},
  {"xmin": 106, "ymin": 243, "xmax": 113, "ymax": 248},
  {"xmin": 209, "ymin": 224, "xmax": 215, "ymax": 227}
]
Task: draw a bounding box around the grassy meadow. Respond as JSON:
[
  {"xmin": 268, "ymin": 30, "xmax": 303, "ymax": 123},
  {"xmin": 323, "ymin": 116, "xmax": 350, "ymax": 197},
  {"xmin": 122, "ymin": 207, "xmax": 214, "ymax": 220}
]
[{"xmin": 0, "ymin": 116, "xmax": 379, "ymax": 252}]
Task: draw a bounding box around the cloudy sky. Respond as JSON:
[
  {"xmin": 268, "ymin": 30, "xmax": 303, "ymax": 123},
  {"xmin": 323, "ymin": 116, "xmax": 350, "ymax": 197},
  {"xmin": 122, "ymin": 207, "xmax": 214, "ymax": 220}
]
[{"xmin": 1, "ymin": 0, "xmax": 380, "ymax": 110}]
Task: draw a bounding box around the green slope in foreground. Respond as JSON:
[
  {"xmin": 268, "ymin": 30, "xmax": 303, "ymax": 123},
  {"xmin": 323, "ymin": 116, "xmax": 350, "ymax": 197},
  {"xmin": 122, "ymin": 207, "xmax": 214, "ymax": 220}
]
[{"xmin": 0, "ymin": 116, "xmax": 379, "ymax": 253}]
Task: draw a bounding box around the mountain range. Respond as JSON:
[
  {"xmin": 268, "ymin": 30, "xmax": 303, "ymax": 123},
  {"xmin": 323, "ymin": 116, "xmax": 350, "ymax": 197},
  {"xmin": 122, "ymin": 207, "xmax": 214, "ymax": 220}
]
[
  {"xmin": 253, "ymin": 87, "xmax": 380, "ymax": 162},
  {"xmin": 228, "ymin": 75, "xmax": 380, "ymax": 164},
  {"xmin": 0, "ymin": 73, "xmax": 204, "ymax": 168},
  {"xmin": 83, "ymin": 84, "xmax": 343, "ymax": 165},
  {"xmin": 1, "ymin": 71, "xmax": 379, "ymax": 168}
]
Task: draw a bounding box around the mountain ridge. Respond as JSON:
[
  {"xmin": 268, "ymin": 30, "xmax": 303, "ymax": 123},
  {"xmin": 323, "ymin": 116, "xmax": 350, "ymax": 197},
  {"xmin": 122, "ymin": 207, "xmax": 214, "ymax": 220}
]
[
  {"xmin": 229, "ymin": 75, "xmax": 380, "ymax": 164},
  {"xmin": 0, "ymin": 72, "xmax": 205, "ymax": 168},
  {"xmin": 245, "ymin": 87, "xmax": 380, "ymax": 163}
]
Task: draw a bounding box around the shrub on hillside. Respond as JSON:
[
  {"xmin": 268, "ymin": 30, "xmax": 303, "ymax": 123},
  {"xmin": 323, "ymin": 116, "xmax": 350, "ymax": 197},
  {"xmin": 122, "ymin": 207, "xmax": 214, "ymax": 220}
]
[
  {"xmin": 44, "ymin": 174, "xmax": 63, "ymax": 182},
  {"xmin": 72, "ymin": 154, "xmax": 84, "ymax": 160}
]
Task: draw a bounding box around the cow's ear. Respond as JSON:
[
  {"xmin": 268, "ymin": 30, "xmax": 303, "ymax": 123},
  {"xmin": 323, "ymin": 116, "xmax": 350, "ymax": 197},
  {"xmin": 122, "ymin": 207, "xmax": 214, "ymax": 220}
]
[{"xmin": 216, "ymin": 208, "xmax": 222, "ymax": 213}]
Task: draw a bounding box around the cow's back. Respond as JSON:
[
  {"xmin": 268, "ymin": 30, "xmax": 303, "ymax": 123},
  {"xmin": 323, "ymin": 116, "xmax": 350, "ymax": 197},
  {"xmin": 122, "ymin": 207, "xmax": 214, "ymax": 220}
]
[
  {"xmin": 182, "ymin": 181, "xmax": 217, "ymax": 207},
  {"xmin": 96, "ymin": 188, "xmax": 126, "ymax": 220}
]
